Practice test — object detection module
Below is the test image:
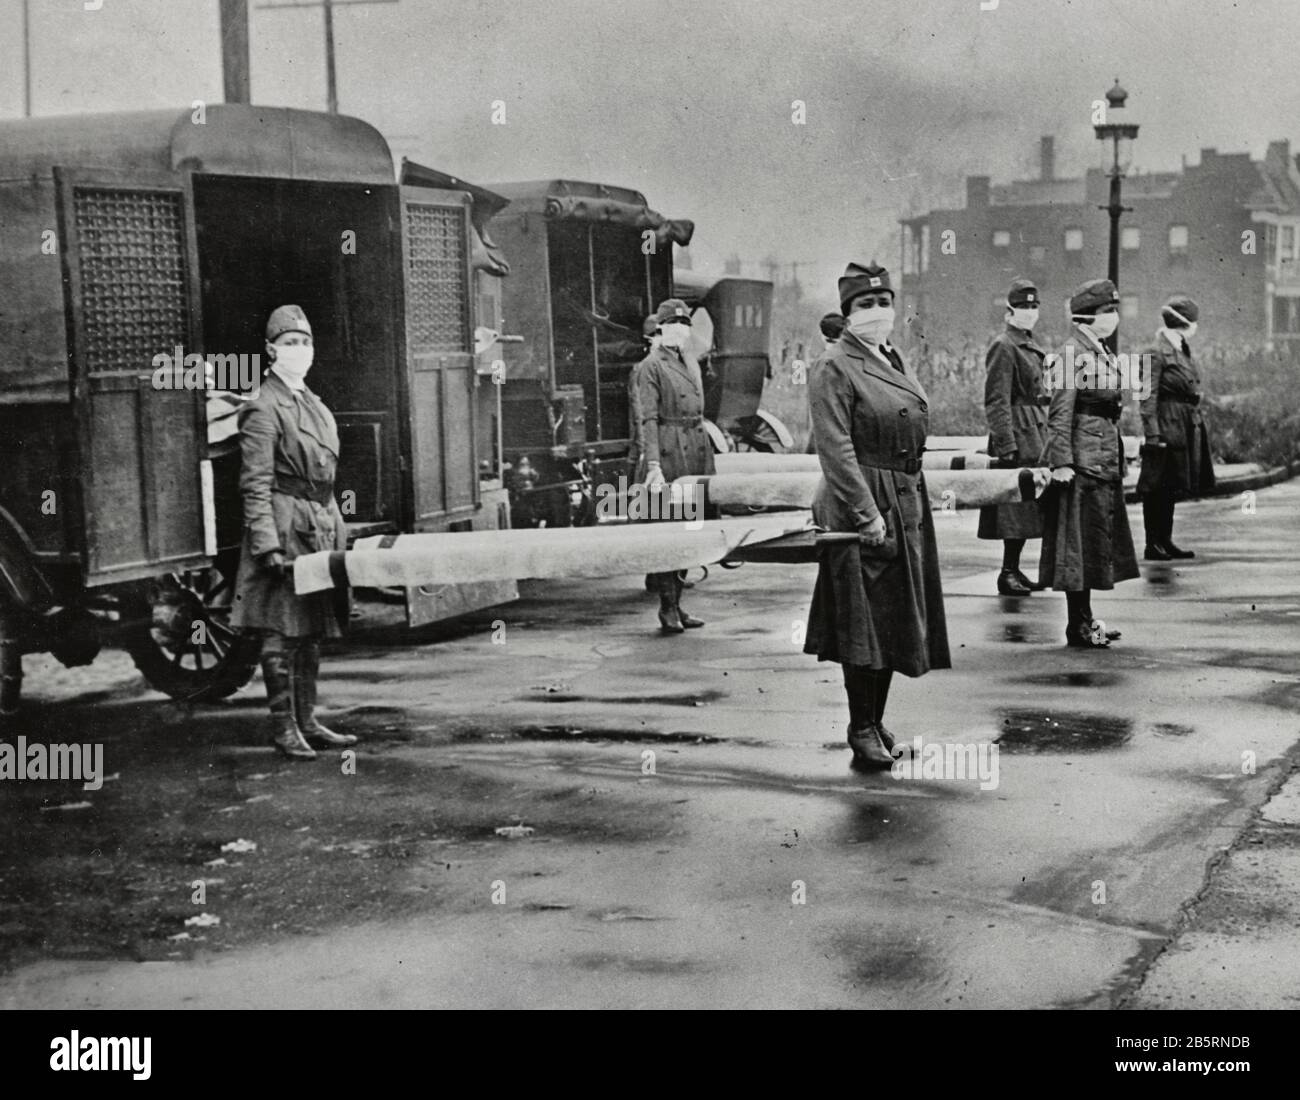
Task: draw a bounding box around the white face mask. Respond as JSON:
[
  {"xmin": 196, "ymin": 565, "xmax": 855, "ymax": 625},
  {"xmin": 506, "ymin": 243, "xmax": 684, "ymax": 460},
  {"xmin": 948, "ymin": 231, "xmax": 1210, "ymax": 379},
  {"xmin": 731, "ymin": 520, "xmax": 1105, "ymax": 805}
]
[
  {"xmin": 1009, "ymin": 307, "xmax": 1039, "ymax": 331},
  {"xmin": 272, "ymin": 343, "xmax": 314, "ymax": 385},
  {"xmin": 1008, "ymin": 305, "xmax": 1040, "ymax": 331},
  {"xmin": 658, "ymin": 324, "xmax": 689, "ymax": 349},
  {"xmin": 1181, "ymin": 321, "xmax": 1198, "ymax": 341},
  {"xmin": 1084, "ymin": 311, "xmax": 1118, "ymax": 340},
  {"xmin": 846, "ymin": 306, "xmax": 895, "ymax": 345}
]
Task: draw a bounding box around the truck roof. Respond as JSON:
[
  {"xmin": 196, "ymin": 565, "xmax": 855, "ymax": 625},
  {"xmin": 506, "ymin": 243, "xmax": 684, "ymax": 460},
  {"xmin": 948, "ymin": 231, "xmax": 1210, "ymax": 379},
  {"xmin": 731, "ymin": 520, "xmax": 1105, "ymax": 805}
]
[{"xmin": 0, "ymin": 105, "xmax": 394, "ymax": 185}]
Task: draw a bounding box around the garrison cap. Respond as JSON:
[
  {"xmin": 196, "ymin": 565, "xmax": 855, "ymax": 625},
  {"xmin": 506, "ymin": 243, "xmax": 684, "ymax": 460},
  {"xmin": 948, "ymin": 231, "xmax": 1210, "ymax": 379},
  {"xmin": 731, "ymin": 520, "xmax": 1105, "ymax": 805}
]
[
  {"xmin": 1162, "ymin": 295, "xmax": 1199, "ymax": 325},
  {"xmin": 819, "ymin": 312, "xmax": 846, "ymax": 339},
  {"xmin": 266, "ymin": 304, "xmax": 312, "ymax": 342},
  {"xmin": 655, "ymin": 298, "xmax": 692, "ymax": 324},
  {"xmin": 1007, "ymin": 278, "xmax": 1039, "ymax": 308},
  {"xmin": 838, "ymin": 261, "xmax": 893, "ymax": 315},
  {"xmin": 1069, "ymin": 278, "xmax": 1119, "ymax": 316}
]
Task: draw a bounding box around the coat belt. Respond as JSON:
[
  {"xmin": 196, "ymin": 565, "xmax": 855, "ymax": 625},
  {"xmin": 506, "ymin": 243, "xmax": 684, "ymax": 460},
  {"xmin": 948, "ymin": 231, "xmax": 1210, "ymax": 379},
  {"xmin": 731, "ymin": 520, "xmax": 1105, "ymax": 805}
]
[
  {"xmin": 1074, "ymin": 402, "xmax": 1122, "ymax": 422},
  {"xmin": 274, "ymin": 473, "xmax": 335, "ymax": 505},
  {"xmin": 658, "ymin": 415, "xmax": 704, "ymax": 426}
]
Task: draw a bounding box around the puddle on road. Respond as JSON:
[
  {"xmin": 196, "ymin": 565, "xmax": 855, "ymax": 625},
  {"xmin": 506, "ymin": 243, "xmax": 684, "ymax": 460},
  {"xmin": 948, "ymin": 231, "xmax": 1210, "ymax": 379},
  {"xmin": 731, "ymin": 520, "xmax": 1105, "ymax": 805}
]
[
  {"xmin": 455, "ymin": 724, "xmax": 723, "ymax": 745},
  {"xmin": 994, "ymin": 708, "xmax": 1133, "ymax": 753},
  {"xmin": 1150, "ymin": 722, "xmax": 1195, "ymax": 737},
  {"xmin": 521, "ymin": 689, "xmax": 729, "ymax": 707},
  {"xmin": 570, "ymin": 952, "xmax": 704, "ymax": 976},
  {"xmin": 1017, "ymin": 671, "xmax": 1125, "ymax": 689},
  {"xmin": 996, "ymin": 622, "xmax": 1057, "ymax": 645}
]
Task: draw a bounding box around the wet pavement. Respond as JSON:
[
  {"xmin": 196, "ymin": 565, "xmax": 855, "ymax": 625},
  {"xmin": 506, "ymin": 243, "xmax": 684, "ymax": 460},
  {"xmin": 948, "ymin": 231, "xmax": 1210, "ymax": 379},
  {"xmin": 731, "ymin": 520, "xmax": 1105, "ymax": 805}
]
[{"xmin": 1, "ymin": 482, "xmax": 1298, "ymax": 1008}]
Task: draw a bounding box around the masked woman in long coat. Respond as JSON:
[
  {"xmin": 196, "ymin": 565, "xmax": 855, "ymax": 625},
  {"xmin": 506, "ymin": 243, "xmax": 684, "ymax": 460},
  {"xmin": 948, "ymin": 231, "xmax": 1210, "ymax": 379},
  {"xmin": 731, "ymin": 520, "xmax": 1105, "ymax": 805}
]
[
  {"xmin": 636, "ymin": 298, "xmax": 716, "ymax": 633},
  {"xmin": 230, "ymin": 305, "xmax": 356, "ymax": 759},
  {"xmin": 1038, "ymin": 279, "xmax": 1140, "ymax": 647},
  {"xmin": 803, "ymin": 262, "xmax": 951, "ymax": 769},
  {"xmin": 978, "ymin": 277, "xmax": 1050, "ymax": 594},
  {"xmin": 1138, "ymin": 295, "xmax": 1215, "ymax": 559}
]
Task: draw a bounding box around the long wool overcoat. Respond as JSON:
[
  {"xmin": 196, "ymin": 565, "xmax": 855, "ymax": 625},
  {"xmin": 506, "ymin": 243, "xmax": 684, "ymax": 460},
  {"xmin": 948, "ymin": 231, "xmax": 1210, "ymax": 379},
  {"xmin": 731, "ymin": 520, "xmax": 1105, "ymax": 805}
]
[
  {"xmin": 802, "ymin": 334, "xmax": 950, "ymax": 677},
  {"xmin": 978, "ymin": 324, "xmax": 1049, "ymax": 540},
  {"xmin": 230, "ymin": 371, "xmax": 349, "ymax": 638},
  {"xmin": 1037, "ymin": 325, "xmax": 1140, "ymax": 592}
]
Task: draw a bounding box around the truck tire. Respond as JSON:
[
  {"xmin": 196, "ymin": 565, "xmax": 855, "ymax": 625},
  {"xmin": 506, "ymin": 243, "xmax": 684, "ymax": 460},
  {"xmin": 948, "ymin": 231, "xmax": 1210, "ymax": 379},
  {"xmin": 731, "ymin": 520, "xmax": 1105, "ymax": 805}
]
[{"xmin": 123, "ymin": 552, "xmax": 259, "ymax": 704}]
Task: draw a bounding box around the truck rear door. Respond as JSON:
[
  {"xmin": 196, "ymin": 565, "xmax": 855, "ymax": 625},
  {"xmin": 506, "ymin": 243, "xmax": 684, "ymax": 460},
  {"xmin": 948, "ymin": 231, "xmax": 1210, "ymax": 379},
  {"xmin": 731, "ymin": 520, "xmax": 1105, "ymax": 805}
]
[
  {"xmin": 56, "ymin": 169, "xmax": 212, "ymax": 586},
  {"xmin": 398, "ymin": 185, "xmax": 479, "ymax": 526}
]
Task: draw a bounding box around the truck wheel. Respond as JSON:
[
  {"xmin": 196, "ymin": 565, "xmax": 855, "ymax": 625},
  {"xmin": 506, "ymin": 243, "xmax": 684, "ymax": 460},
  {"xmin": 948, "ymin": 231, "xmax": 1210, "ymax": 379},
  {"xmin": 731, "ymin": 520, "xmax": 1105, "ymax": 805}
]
[
  {"xmin": 123, "ymin": 553, "xmax": 259, "ymax": 704},
  {"xmin": 732, "ymin": 416, "xmax": 787, "ymax": 453}
]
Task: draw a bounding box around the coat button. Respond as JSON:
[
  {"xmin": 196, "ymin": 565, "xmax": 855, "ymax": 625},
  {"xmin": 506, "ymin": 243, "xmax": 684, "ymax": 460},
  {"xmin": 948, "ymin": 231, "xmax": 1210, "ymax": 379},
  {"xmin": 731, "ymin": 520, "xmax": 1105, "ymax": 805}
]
[{"xmin": 899, "ymin": 409, "xmax": 909, "ymax": 417}]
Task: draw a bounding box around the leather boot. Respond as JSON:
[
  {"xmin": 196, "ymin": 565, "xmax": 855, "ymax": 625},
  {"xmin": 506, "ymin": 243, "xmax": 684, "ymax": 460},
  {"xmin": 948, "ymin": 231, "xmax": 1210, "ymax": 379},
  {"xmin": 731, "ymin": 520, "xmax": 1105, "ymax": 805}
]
[
  {"xmin": 674, "ymin": 574, "xmax": 704, "ymax": 628},
  {"xmin": 295, "ymin": 639, "xmax": 357, "ymax": 749},
  {"xmin": 997, "ymin": 568, "xmax": 1033, "ymax": 595},
  {"xmin": 656, "ymin": 574, "xmax": 683, "ymax": 633},
  {"xmin": 847, "ymin": 725, "xmax": 894, "ymax": 769},
  {"xmin": 262, "ymin": 650, "xmax": 316, "ymax": 760}
]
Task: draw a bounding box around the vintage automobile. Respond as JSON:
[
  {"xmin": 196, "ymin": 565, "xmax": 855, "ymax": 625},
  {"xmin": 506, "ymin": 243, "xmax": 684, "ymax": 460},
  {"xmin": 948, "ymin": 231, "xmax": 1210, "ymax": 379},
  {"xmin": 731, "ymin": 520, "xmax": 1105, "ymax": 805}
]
[
  {"xmin": 480, "ymin": 180, "xmax": 694, "ymax": 527},
  {"xmin": 0, "ymin": 104, "xmax": 514, "ymax": 718},
  {"xmin": 672, "ymin": 270, "xmax": 793, "ymax": 453}
]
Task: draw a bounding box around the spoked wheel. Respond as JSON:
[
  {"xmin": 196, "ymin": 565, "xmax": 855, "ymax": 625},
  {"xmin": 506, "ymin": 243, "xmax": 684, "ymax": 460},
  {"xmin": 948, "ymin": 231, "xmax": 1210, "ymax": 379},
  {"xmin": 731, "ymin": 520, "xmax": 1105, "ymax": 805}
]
[
  {"xmin": 124, "ymin": 551, "xmax": 259, "ymax": 704},
  {"xmin": 731, "ymin": 416, "xmax": 787, "ymax": 454}
]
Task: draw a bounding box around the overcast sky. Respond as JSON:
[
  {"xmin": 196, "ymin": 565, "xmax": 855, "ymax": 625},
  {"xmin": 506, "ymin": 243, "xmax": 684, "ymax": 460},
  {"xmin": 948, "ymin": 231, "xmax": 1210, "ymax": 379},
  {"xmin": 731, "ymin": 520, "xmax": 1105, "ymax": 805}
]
[{"xmin": 2, "ymin": 0, "xmax": 1298, "ymax": 305}]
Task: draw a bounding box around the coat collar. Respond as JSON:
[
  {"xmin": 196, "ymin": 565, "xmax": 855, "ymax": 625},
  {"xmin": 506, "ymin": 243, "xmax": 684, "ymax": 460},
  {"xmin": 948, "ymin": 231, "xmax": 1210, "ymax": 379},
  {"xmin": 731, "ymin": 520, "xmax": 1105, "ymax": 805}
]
[
  {"xmin": 1071, "ymin": 322, "xmax": 1111, "ymax": 357},
  {"xmin": 649, "ymin": 344, "xmax": 703, "ymax": 390},
  {"xmin": 840, "ymin": 332, "xmax": 926, "ymax": 402},
  {"xmin": 261, "ymin": 370, "xmax": 337, "ymax": 454},
  {"xmin": 1005, "ymin": 323, "xmax": 1044, "ymax": 352}
]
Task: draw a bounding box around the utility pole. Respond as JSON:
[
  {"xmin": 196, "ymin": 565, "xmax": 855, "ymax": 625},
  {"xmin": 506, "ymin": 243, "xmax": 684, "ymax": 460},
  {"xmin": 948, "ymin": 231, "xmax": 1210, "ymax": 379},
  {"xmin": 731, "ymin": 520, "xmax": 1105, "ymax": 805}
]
[
  {"xmin": 219, "ymin": 0, "xmax": 251, "ymax": 104},
  {"xmin": 257, "ymin": 0, "xmax": 399, "ymax": 114},
  {"xmin": 22, "ymin": 0, "xmax": 32, "ymax": 116}
]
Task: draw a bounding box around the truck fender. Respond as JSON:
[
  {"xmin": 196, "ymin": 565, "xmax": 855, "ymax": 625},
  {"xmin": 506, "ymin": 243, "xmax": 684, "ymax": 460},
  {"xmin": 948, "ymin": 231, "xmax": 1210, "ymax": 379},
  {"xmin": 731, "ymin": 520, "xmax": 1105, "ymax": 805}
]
[
  {"xmin": 754, "ymin": 409, "xmax": 794, "ymax": 451},
  {"xmin": 702, "ymin": 418, "xmax": 730, "ymax": 455}
]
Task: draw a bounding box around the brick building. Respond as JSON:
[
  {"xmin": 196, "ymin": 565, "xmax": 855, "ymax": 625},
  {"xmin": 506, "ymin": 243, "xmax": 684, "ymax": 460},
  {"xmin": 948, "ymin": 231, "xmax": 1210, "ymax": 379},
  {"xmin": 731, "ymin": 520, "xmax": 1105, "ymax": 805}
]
[{"xmin": 898, "ymin": 136, "xmax": 1300, "ymax": 353}]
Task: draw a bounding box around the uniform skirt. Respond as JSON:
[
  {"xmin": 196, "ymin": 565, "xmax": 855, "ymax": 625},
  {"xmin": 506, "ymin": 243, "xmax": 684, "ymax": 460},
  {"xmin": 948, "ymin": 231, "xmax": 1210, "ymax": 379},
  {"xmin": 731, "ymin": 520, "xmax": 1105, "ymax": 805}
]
[
  {"xmin": 802, "ymin": 472, "xmax": 951, "ymax": 677},
  {"xmin": 1038, "ymin": 473, "xmax": 1140, "ymax": 592}
]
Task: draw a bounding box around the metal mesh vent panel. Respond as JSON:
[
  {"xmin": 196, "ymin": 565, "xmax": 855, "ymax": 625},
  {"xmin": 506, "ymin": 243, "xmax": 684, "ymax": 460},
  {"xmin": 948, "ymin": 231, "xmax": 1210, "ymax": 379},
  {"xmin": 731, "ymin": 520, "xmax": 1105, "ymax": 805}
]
[
  {"xmin": 406, "ymin": 203, "xmax": 469, "ymax": 353},
  {"xmin": 74, "ymin": 187, "xmax": 189, "ymax": 374}
]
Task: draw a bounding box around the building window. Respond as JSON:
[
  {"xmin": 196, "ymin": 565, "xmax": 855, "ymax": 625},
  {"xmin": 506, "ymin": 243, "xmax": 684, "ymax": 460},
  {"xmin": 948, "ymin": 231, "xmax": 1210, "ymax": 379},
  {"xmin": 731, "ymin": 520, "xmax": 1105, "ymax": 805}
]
[
  {"xmin": 991, "ymin": 293, "xmax": 1009, "ymax": 325},
  {"xmin": 992, "ymin": 229, "xmax": 1011, "ymax": 249},
  {"xmin": 1169, "ymin": 224, "xmax": 1189, "ymax": 255},
  {"xmin": 1121, "ymin": 294, "xmax": 1141, "ymax": 320},
  {"xmin": 901, "ymin": 225, "xmax": 915, "ymax": 275},
  {"xmin": 920, "ymin": 224, "xmax": 931, "ymax": 273},
  {"xmin": 1121, "ymin": 227, "xmax": 1141, "ymax": 251},
  {"xmin": 1064, "ymin": 227, "xmax": 1083, "ymax": 252},
  {"xmin": 1281, "ymin": 225, "xmax": 1296, "ymax": 262},
  {"xmin": 1029, "ymin": 245, "xmax": 1046, "ymax": 267}
]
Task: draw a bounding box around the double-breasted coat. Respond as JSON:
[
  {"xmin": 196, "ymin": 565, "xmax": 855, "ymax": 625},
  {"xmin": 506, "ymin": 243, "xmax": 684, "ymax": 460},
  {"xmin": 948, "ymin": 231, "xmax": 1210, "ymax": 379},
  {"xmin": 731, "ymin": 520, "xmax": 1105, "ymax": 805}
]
[
  {"xmin": 634, "ymin": 344, "xmax": 715, "ymax": 484},
  {"xmin": 802, "ymin": 335, "xmax": 950, "ymax": 677},
  {"xmin": 978, "ymin": 324, "xmax": 1049, "ymax": 540},
  {"xmin": 1037, "ymin": 325, "xmax": 1140, "ymax": 592},
  {"xmin": 1139, "ymin": 330, "xmax": 1216, "ymax": 498},
  {"xmin": 230, "ymin": 371, "xmax": 349, "ymax": 638}
]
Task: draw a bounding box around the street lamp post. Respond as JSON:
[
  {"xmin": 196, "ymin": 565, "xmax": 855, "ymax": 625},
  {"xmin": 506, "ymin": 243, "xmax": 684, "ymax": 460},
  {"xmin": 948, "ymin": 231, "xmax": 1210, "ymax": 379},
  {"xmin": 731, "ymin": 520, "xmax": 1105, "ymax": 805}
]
[{"xmin": 1094, "ymin": 78, "xmax": 1139, "ymax": 353}]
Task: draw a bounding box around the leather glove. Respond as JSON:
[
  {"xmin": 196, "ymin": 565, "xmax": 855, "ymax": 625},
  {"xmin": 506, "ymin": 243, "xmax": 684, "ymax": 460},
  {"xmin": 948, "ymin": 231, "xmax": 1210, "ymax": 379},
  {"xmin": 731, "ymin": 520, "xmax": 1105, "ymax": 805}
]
[
  {"xmin": 257, "ymin": 549, "xmax": 287, "ymax": 580},
  {"xmin": 992, "ymin": 450, "xmax": 1019, "ymax": 469}
]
